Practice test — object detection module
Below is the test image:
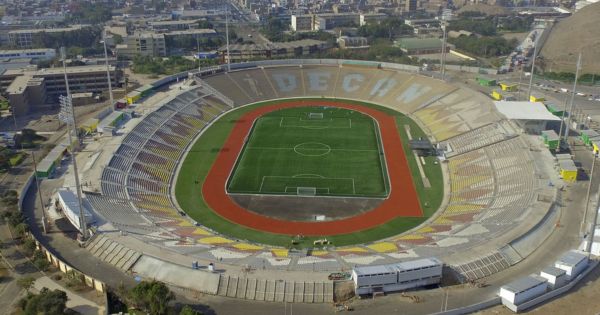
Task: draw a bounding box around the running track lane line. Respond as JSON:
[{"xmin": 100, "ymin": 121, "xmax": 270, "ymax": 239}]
[{"xmin": 201, "ymin": 100, "xmax": 422, "ymax": 236}]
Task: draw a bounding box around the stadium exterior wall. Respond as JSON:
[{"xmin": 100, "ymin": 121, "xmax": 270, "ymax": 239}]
[{"xmin": 18, "ymin": 172, "xmax": 107, "ymax": 294}]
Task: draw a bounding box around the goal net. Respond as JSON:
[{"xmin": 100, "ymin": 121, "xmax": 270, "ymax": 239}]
[
  {"xmin": 297, "ymin": 187, "xmax": 317, "ymax": 196},
  {"xmin": 308, "ymin": 112, "xmax": 324, "ymax": 120}
]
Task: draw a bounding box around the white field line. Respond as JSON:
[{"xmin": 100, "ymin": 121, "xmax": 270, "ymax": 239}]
[{"xmin": 244, "ymin": 146, "xmax": 378, "ymax": 153}]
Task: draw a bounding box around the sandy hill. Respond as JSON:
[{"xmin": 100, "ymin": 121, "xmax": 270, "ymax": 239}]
[{"xmin": 540, "ymin": 2, "xmax": 600, "ymax": 74}]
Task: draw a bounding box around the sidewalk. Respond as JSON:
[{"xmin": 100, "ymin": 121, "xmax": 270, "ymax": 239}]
[{"xmin": 33, "ymin": 276, "xmax": 105, "ymax": 315}]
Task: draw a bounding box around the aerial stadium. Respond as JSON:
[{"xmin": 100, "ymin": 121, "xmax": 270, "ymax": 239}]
[{"xmin": 49, "ymin": 58, "xmax": 577, "ymax": 307}]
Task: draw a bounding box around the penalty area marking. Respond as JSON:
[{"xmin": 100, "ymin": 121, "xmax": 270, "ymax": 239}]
[
  {"xmin": 258, "ymin": 175, "xmax": 356, "ymax": 195},
  {"xmin": 277, "ymin": 117, "xmax": 352, "ymax": 129}
]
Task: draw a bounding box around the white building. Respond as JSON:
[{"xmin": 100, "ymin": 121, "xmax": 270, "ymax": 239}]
[
  {"xmin": 57, "ymin": 189, "xmax": 95, "ymax": 232},
  {"xmin": 539, "ymin": 266, "xmax": 567, "ymax": 289},
  {"xmin": 499, "ymin": 275, "xmax": 548, "ymax": 308},
  {"xmin": 554, "ymin": 250, "xmax": 588, "ymax": 280},
  {"xmin": 352, "ymin": 258, "xmax": 442, "ymax": 295},
  {"xmin": 0, "ymin": 48, "xmax": 56, "ymax": 61}
]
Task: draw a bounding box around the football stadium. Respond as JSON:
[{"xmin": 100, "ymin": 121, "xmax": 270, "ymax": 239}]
[{"xmin": 76, "ymin": 59, "xmax": 565, "ymax": 303}]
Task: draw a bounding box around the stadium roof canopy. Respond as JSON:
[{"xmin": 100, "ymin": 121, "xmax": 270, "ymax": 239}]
[{"xmin": 494, "ymin": 101, "xmax": 560, "ymax": 121}]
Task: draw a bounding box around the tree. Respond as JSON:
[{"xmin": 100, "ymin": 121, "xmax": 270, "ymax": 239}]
[
  {"xmin": 19, "ymin": 288, "xmax": 68, "ymax": 315},
  {"xmin": 130, "ymin": 280, "xmax": 175, "ymax": 315},
  {"xmin": 180, "ymin": 305, "xmax": 203, "ymax": 315},
  {"xmin": 17, "ymin": 276, "xmax": 36, "ymax": 292},
  {"xmin": 1, "ymin": 190, "xmax": 18, "ymax": 207},
  {"xmin": 15, "ymin": 222, "xmax": 29, "ymax": 236}
]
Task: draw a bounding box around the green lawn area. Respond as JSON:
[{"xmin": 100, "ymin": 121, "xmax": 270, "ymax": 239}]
[
  {"xmin": 175, "ymin": 98, "xmax": 444, "ymax": 248},
  {"xmin": 9, "ymin": 152, "xmax": 26, "ymax": 166},
  {"xmin": 227, "ymin": 107, "xmax": 388, "ymax": 198}
]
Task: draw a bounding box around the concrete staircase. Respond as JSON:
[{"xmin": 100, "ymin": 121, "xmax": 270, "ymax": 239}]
[
  {"xmin": 216, "ymin": 275, "xmax": 334, "ymax": 303},
  {"xmin": 85, "ymin": 235, "xmax": 142, "ymax": 272}
]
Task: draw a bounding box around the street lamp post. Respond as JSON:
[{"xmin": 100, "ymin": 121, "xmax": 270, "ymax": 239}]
[
  {"xmin": 31, "ymin": 151, "xmax": 47, "ymax": 233},
  {"xmin": 565, "ymin": 53, "xmax": 582, "ymax": 141},
  {"xmin": 102, "ymin": 30, "xmax": 115, "ymax": 112}
]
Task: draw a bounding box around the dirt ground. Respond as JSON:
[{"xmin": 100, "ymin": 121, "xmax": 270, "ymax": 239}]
[
  {"xmin": 540, "ymin": 2, "xmax": 600, "ymax": 73},
  {"xmin": 230, "ymin": 194, "xmax": 384, "ymax": 221}
]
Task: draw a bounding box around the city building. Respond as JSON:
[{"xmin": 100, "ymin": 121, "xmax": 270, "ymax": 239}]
[
  {"xmin": 405, "ymin": 0, "xmax": 418, "ymax": 12},
  {"xmin": 116, "ymin": 32, "xmax": 167, "ymax": 58},
  {"xmin": 0, "ymin": 48, "xmax": 56, "ymax": 61},
  {"xmin": 337, "ymin": 36, "xmax": 369, "ymax": 49},
  {"xmin": 291, "ymin": 14, "xmax": 313, "ymax": 31},
  {"xmin": 148, "ymin": 20, "xmax": 200, "ymax": 32},
  {"xmin": 8, "ymin": 25, "xmax": 88, "ymax": 48},
  {"xmin": 352, "ymin": 258, "xmax": 442, "ymax": 295},
  {"xmin": 1, "ymin": 65, "xmax": 122, "ymax": 113},
  {"xmin": 314, "ymin": 13, "xmax": 360, "ymax": 30},
  {"xmin": 360, "ymin": 13, "xmax": 388, "ymax": 26},
  {"xmin": 5, "ymin": 75, "xmax": 46, "ymax": 115},
  {"xmin": 221, "ymin": 39, "xmax": 330, "ymax": 62}
]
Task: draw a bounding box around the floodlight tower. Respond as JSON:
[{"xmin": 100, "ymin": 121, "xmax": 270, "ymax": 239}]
[
  {"xmin": 59, "ymin": 47, "xmax": 88, "ymax": 240},
  {"xmin": 526, "ymin": 31, "xmax": 540, "ymax": 101},
  {"xmin": 102, "ymin": 29, "xmax": 115, "ymax": 112},
  {"xmin": 225, "ymin": 5, "xmax": 231, "ymax": 72},
  {"xmin": 440, "ymin": 19, "xmax": 448, "ymax": 79}
]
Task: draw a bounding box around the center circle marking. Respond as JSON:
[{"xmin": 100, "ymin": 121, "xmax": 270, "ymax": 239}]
[{"xmin": 293, "ymin": 142, "xmax": 331, "ymax": 157}]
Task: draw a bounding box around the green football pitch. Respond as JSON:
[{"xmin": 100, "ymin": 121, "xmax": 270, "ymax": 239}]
[{"xmin": 226, "ymin": 106, "xmax": 390, "ymax": 198}]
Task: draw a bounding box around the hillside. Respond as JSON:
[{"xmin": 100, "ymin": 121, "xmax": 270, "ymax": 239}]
[{"xmin": 540, "ymin": 2, "xmax": 600, "ymax": 74}]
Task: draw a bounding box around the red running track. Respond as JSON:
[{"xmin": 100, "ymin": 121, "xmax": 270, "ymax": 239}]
[{"xmin": 202, "ymin": 100, "xmax": 422, "ymax": 235}]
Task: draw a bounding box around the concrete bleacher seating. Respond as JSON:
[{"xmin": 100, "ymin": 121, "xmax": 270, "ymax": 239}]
[{"xmin": 85, "ymin": 62, "xmax": 551, "ymax": 279}]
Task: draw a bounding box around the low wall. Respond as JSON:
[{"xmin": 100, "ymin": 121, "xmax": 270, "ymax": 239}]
[
  {"xmin": 510, "ymin": 260, "xmax": 599, "ymax": 312},
  {"xmin": 29, "ymin": 235, "xmax": 106, "ymax": 293},
  {"xmin": 509, "ymin": 202, "xmax": 559, "ymax": 259}
]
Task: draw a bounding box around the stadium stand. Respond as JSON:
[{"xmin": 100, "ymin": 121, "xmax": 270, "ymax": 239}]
[{"xmin": 85, "ymin": 61, "xmax": 552, "ymax": 279}]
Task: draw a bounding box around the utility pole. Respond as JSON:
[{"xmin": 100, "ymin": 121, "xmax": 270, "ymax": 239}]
[
  {"xmin": 564, "ymin": 53, "xmax": 582, "ymax": 143},
  {"xmin": 225, "ymin": 5, "xmax": 231, "ymax": 72},
  {"xmin": 586, "ymin": 159, "xmax": 600, "ymax": 254},
  {"xmin": 582, "ymin": 153, "xmax": 597, "ymax": 237},
  {"xmin": 60, "ymin": 47, "xmax": 88, "ymax": 240},
  {"xmin": 526, "ymin": 32, "xmax": 540, "ymax": 101},
  {"xmin": 557, "ymin": 92, "xmax": 569, "ymax": 143},
  {"xmin": 102, "ymin": 30, "xmax": 114, "ymax": 112}
]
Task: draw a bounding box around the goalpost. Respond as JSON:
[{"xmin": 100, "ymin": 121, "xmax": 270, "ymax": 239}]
[
  {"xmin": 308, "ymin": 112, "xmax": 324, "ymax": 120},
  {"xmin": 297, "ymin": 187, "xmax": 317, "ymax": 196}
]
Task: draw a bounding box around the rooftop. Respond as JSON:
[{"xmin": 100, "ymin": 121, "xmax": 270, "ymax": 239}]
[
  {"xmin": 494, "ymin": 101, "xmax": 561, "ymax": 121},
  {"xmin": 541, "ymin": 266, "xmax": 566, "ymax": 277},
  {"xmin": 556, "ymin": 250, "xmax": 588, "ymax": 266},
  {"xmin": 164, "ymin": 29, "xmax": 217, "ymax": 36},
  {"xmin": 396, "ymin": 38, "xmax": 444, "ymax": 50},
  {"xmin": 149, "ymin": 20, "xmax": 198, "ymax": 25},
  {"xmin": 8, "ymin": 25, "xmax": 87, "ymax": 34},
  {"xmin": 34, "ymin": 65, "xmax": 115, "ymax": 76},
  {"xmin": 6, "ymin": 75, "xmax": 32, "ymax": 94},
  {"xmin": 502, "ymin": 275, "xmax": 547, "ymax": 293},
  {"xmin": 353, "ymin": 258, "xmax": 441, "ymax": 276},
  {"xmin": 0, "ymin": 48, "xmax": 55, "ymax": 54},
  {"xmin": 559, "ymin": 160, "xmax": 577, "ymax": 171}
]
